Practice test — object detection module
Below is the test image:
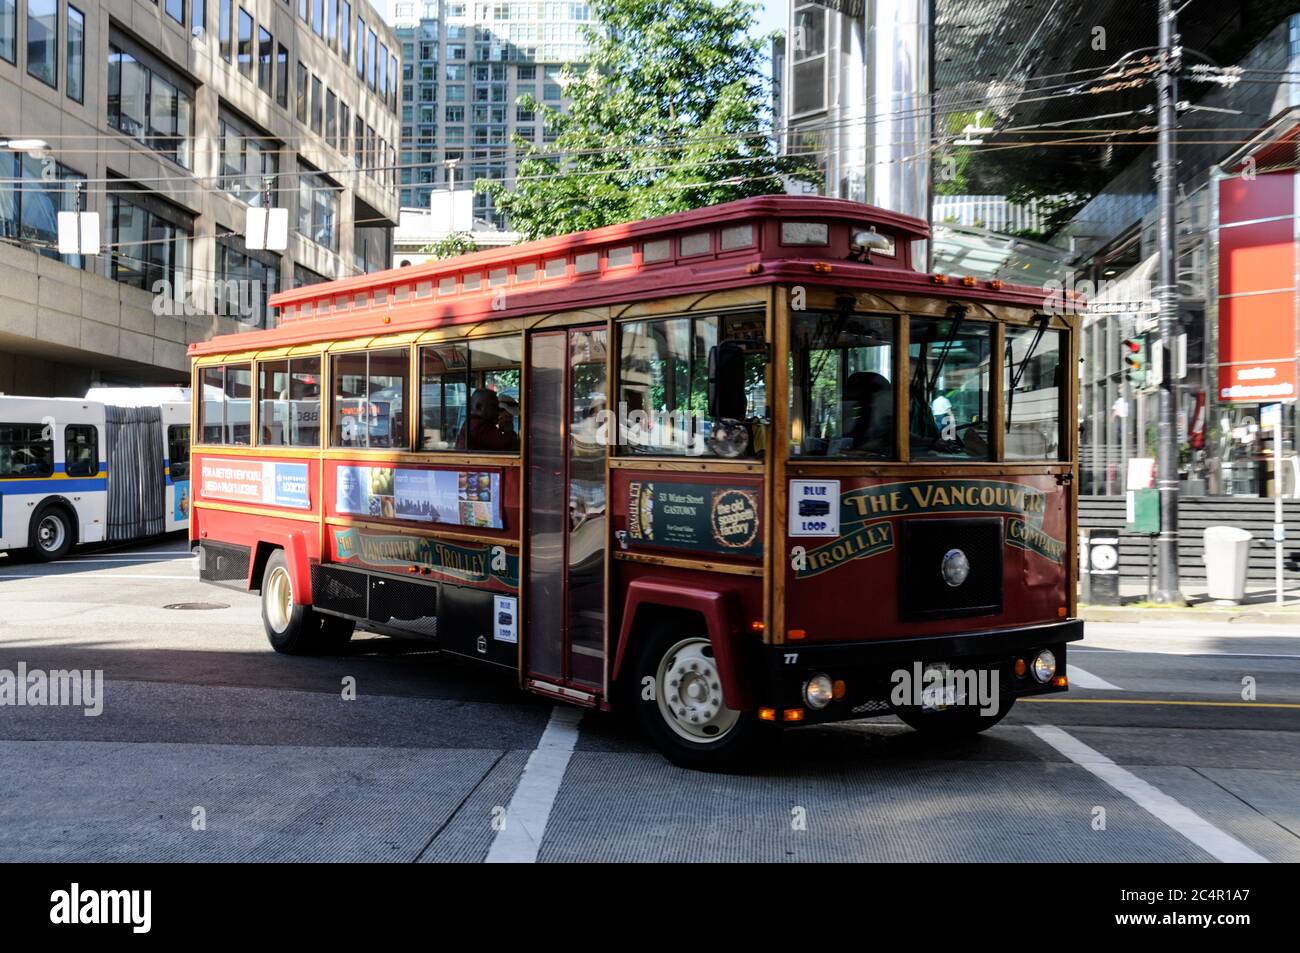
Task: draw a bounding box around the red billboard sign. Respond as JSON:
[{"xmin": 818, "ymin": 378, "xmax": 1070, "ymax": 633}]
[{"xmin": 1217, "ymin": 172, "xmax": 1298, "ymax": 402}]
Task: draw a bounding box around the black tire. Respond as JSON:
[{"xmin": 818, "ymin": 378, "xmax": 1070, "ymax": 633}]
[
  {"xmin": 28, "ymin": 502, "xmax": 74, "ymax": 562},
  {"xmin": 891, "ymin": 696, "xmax": 1015, "ymax": 738},
  {"xmin": 260, "ymin": 550, "xmax": 322, "ymax": 655},
  {"xmin": 628, "ymin": 624, "xmax": 774, "ymax": 772}
]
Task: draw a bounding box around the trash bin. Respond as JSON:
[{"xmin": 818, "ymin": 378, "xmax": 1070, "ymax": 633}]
[{"xmin": 1203, "ymin": 526, "xmax": 1252, "ymax": 604}]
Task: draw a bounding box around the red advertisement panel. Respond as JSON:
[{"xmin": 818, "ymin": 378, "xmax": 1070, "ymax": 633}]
[{"xmin": 1217, "ymin": 173, "xmax": 1298, "ymax": 402}]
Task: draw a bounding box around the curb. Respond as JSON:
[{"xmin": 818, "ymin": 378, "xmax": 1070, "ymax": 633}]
[{"xmin": 1080, "ymin": 606, "xmax": 1300, "ymax": 625}]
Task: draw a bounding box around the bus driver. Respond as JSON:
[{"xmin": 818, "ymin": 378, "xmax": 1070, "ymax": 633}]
[{"xmin": 456, "ymin": 388, "xmax": 520, "ymax": 451}]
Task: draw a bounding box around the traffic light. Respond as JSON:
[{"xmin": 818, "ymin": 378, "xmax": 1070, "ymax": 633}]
[{"xmin": 1123, "ymin": 337, "xmax": 1146, "ymax": 386}]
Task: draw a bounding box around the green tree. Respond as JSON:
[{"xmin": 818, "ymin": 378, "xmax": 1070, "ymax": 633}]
[
  {"xmin": 480, "ymin": 0, "xmax": 816, "ymax": 240},
  {"xmin": 420, "ymin": 231, "xmax": 478, "ymax": 259}
]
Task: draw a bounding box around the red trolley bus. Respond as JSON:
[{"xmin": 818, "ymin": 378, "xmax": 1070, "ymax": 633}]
[{"xmin": 189, "ymin": 196, "xmax": 1082, "ymax": 769}]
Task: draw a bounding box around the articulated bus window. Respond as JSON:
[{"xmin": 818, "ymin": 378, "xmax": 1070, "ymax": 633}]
[
  {"xmin": 909, "ymin": 317, "xmax": 991, "ymax": 460},
  {"xmin": 0, "ymin": 424, "xmax": 54, "ymax": 477},
  {"xmin": 419, "ymin": 336, "xmax": 521, "ymax": 451},
  {"xmin": 790, "ymin": 313, "xmax": 895, "ymax": 459},
  {"xmin": 331, "ymin": 348, "xmax": 409, "ymax": 449},
  {"xmin": 64, "ymin": 425, "xmax": 99, "ymax": 477},
  {"xmin": 167, "ymin": 425, "xmax": 190, "ymax": 481},
  {"xmin": 1004, "ymin": 325, "xmax": 1063, "ymax": 461},
  {"xmin": 260, "ymin": 356, "xmax": 322, "ymax": 446},
  {"xmin": 618, "ymin": 311, "xmax": 765, "ymax": 457}
]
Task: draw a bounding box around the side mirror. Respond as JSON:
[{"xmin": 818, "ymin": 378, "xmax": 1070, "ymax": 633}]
[{"xmin": 708, "ymin": 341, "xmax": 748, "ymax": 420}]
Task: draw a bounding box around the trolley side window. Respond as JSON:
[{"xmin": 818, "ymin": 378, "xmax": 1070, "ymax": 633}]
[
  {"xmin": 419, "ymin": 336, "xmax": 521, "ymax": 452},
  {"xmin": 617, "ymin": 311, "xmax": 766, "ymax": 457},
  {"xmin": 790, "ymin": 312, "xmax": 895, "ymax": 459},
  {"xmin": 199, "ymin": 364, "xmax": 252, "ymax": 445},
  {"xmin": 909, "ymin": 317, "xmax": 992, "ymax": 460},
  {"xmin": 1004, "ymin": 325, "xmax": 1064, "ymax": 461},
  {"xmin": 0, "ymin": 423, "xmax": 54, "ymax": 477},
  {"xmin": 168, "ymin": 425, "xmax": 191, "ymax": 481},
  {"xmin": 64, "ymin": 425, "xmax": 99, "ymax": 477},
  {"xmin": 260, "ymin": 356, "xmax": 322, "ymax": 447},
  {"xmin": 331, "ymin": 347, "xmax": 410, "ymax": 449}
]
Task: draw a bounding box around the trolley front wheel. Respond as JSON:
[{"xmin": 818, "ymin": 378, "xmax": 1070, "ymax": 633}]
[{"xmin": 29, "ymin": 502, "xmax": 73, "ymax": 562}]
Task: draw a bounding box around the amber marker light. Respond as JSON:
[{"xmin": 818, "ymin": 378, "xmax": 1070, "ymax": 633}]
[
  {"xmin": 787, "ymin": 629, "xmax": 806, "ymax": 641},
  {"xmin": 746, "ymin": 262, "xmax": 763, "ymax": 274},
  {"xmin": 758, "ymin": 708, "xmax": 777, "ymax": 722},
  {"xmin": 750, "ymin": 620, "xmax": 765, "ymax": 633},
  {"xmin": 932, "ymin": 273, "xmax": 949, "ymax": 284},
  {"xmin": 1014, "ymin": 658, "xmax": 1027, "ymax": 678},
  {"xmin": 990, "ymin": 279, "xmax": 1004, "ymax": 290},
  {"xmin": 812, "ymin": 262, "xmax": 833, "ymax": 273},
  {"xmin": 1058, "ymin": 606, "xmax": 1068, "ymax": 618},
  {"xmin": 832, "ymin": 680, "xmax": 847, "ymax": 700},
  {"xmin": 783, "ymin": 709, "xmax": 805, "ymax": 722},
  {"xmin": 1053, "ymin": 676, "xmax": 1068, "ymax": 688},
  {"xmin": 962, "ymin": 275, "xmax": 978, "ymax": 287}
]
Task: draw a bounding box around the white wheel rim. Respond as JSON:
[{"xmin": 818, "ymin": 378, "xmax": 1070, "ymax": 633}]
[
  {"xmin": 265, "ymin": 566, "xmax": 293, "ymax": 633},
  {"xmin": 655, "ymin": 638, "xmax": 740, "ymax": 744},
  {"xmin": 37, "ymin": 515, "xmax": 65, "ymax": 551}
]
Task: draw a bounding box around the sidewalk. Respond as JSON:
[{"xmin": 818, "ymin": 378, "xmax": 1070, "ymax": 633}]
[{"xmin": 1080, "ymin": 583, "xmax": 1300, "ymax": 624}]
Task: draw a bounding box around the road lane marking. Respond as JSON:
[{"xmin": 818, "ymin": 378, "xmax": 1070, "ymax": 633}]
[
  {"xmin": 485, "ymin": 706, "xmax": 583, "ymax": 864},
  {"xmin": 1024, "ymin": 697, "xmax": 1300, "ymax": 709},
  {"xmin": 0, "ymin": 573, "xmax": 198, "ymax": 580},
  {"xmin": 1065, "ymin": 664, "xmax": 1122, "ymax": 690},
  {"xmin": 1026, "ymin": 724, "xmax": 1269, "ymax": 864}
]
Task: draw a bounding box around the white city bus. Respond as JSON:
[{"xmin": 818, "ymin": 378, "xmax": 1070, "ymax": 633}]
[{"xmin": 0, "ymin": 390, "xmax": 191, "ymax": 561}]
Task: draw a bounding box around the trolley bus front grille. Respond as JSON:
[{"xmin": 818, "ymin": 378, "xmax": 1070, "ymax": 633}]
[{"xmin": 898, "ymin": 518, "xmax": 1003, "ymax": 621}]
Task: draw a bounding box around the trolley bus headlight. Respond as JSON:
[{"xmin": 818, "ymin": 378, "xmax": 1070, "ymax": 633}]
[
  {"xmin": 1032, "ymin": 649, "xmax": 1057, "ymax": 684},
  {"xmin": 803, "ymin": 674, "xmax": 834, "ymax": 710},
  {"xmin": 941, "ymin": 548, "xmax": 970, "ymax": 587}
]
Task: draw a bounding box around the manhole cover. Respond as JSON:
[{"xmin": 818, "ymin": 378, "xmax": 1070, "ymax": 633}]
[{"xmin": 163, "ymin": 602, "xmax": 229, "ymax": 610}]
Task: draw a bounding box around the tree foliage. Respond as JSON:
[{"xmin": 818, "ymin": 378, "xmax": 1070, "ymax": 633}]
[
  {"xmin": 420, "ymin": 232, "xmax": 479, "ymax": 259},
  {"xmin": 480, "ymin": 0, "xmax": 816, "ymax": 240}
]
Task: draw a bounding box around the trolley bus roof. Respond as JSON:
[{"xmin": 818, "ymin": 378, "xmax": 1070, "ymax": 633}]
[{"xmin": 191, "ymin": 195, "xmax": 1057, "ymax": 358}]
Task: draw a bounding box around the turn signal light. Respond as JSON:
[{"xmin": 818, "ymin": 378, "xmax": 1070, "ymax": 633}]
[
  {"xmin": 783, "ymin": 708, "xmax": 805, "ymax": 722},
  {"xmin": 1058, "ymin": 606, "xmax": 1068, "ymax": 618},
  {"xmin": 1053, "ymin": 676, "xmax": 1068, "ymax": 688},
  {"xmin": 787, "ymin": 629, "xmax": 806, "ymax": 641},
  {"xmin": 750, "ymin": 620, "xmax": 765, "ymax": 632},
  {"xmin": 832, "ymin": 679, "xmax": 847, "ymax": 700},
  {"xmin": 1014, "ymin": 658, "xmax": 1027, "ymax": 678},
  {"xmin": 758, "ymin": 708, "xmax": 777, "ymax": 722}
]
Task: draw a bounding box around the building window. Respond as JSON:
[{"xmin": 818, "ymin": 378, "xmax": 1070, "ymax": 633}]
[
  {"xmin": 366, "ymin": 29, "xmax": 377, "ymax": 89},
  {"xmin": 298, "ymin": 0, "xmax": 307, "ymax": 22},
  {"xmin": 218, "ymin": 116, "xmax": 278, "ymax": 205},
  {"xmin": 790, "ymin": 1, "xmax": 826, "ymax": 117},
  {"xmin": 326, "ymin": 89, "xmax": 336, "ymax": 147},
  {"xmin": 275, "ymin": 43, "xmax": 288, "ymax": 107},
  {"xmin": 297, "ymin": 162, "xmax": 338, "ymax": 252},
  {"xmin": 107, "ymin": 43, "xmax": 194, "ymax": 168},
  {"xmin": 166, "ymin": 0, "xmax": 184, "ymax": 25},
  {"xmin": 331, "ymin": 348, "xmax": 410, "ymax": 449},
  {"xmin": 237, "ymin": 8, "xmax": 253, "ymax": 76},
  {"xmin": 0, "ymin": 0, "xmax": 15, "ymax": 64},
  {"xmin": 106, "ymin": 192, "xmax": 191, "ymax": 294},
  {"xmin": 259, "ymin": 356, "xmax": 320, "ymax": 445},
  {"xmin": 311, "ymin": 0, "xmax": 322, "ymax": 36},
  {"xmin": 219, "ymin": 0, "xmax": 232, "ymax": 62},
  {"xmin": 66, "ymin": 6, "xmax": 84, "ymax": 103},
  {"xmin": 339, "ymin": 101, "xmax": 350, "ymax": 154},
  {"xmin": 257, "ymin": 27, "xmax": 272, "ymax": 93},
  {"xmin": 199, "ymin": 364, "xmax": 252, "ymax": 445},
  {"xmin": 378, "ymin": 41, "xmax": 388, "ymax": 99},
  {"xmin": 389, "ymin": 55, "xmax": 398, "ymax": 111},
  {"xmin": 191, "ymin": 0, "xmax": 205, "ymax": 38},
  {"xmin": 326, "ymin": 0, "xmax": 336, "ymax": 46},
  {"xmin": 340, "ymin": 1, "xmax": 350, "ymax": 62},
  {"xmin": 0, "ymin": 153, "xmax": 86, "ymax": 268},
  {"xmin": 310, "ymin": 74, "xmax": 322, "ymax": 133},
  {"xmin": 356, "ymin": 15, "xmax": 365, "ymax": 78},
  {"xmin": 216, "ymin": 231, "xmax": 280, "ymax": 328},
  {"xmin": 353, "ymin": 114, "xmax": 363, "ymax": 167},
  {"xmin": 295, "ymin": 60, "xmax": 307, "ymax": 122},
  {"xmin": 26, "ymin": 0, "xmax": 58, "ymax": 88}
]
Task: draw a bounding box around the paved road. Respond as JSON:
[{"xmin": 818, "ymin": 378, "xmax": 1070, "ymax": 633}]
[{"xmin": 1, "ymin": 536, "xmax": 1297, "ymax": 862}]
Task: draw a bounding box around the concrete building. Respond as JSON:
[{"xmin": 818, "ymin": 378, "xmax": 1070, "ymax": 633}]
[
  {"xmin": 390, "ymin": 0, "xmax": 591, "ymax": 231},
  {"xmin": 0, "ymin": 0, "xmax": 400, "ymax": 396}
]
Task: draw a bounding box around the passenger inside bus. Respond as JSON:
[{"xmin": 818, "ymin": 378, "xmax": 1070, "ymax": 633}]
[
  {"xmin": 456, "ymin": 388, "xmax": 519, "ymax": 451},
  {"xmin": 841, "ymin": 371, "xmax": 893, "ymax": 455}
]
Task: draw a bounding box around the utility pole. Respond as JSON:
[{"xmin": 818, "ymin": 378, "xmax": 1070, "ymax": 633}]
[{"xmin": 1154, "ymin": 0, "xmax": 1186, "ymax": 604}]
